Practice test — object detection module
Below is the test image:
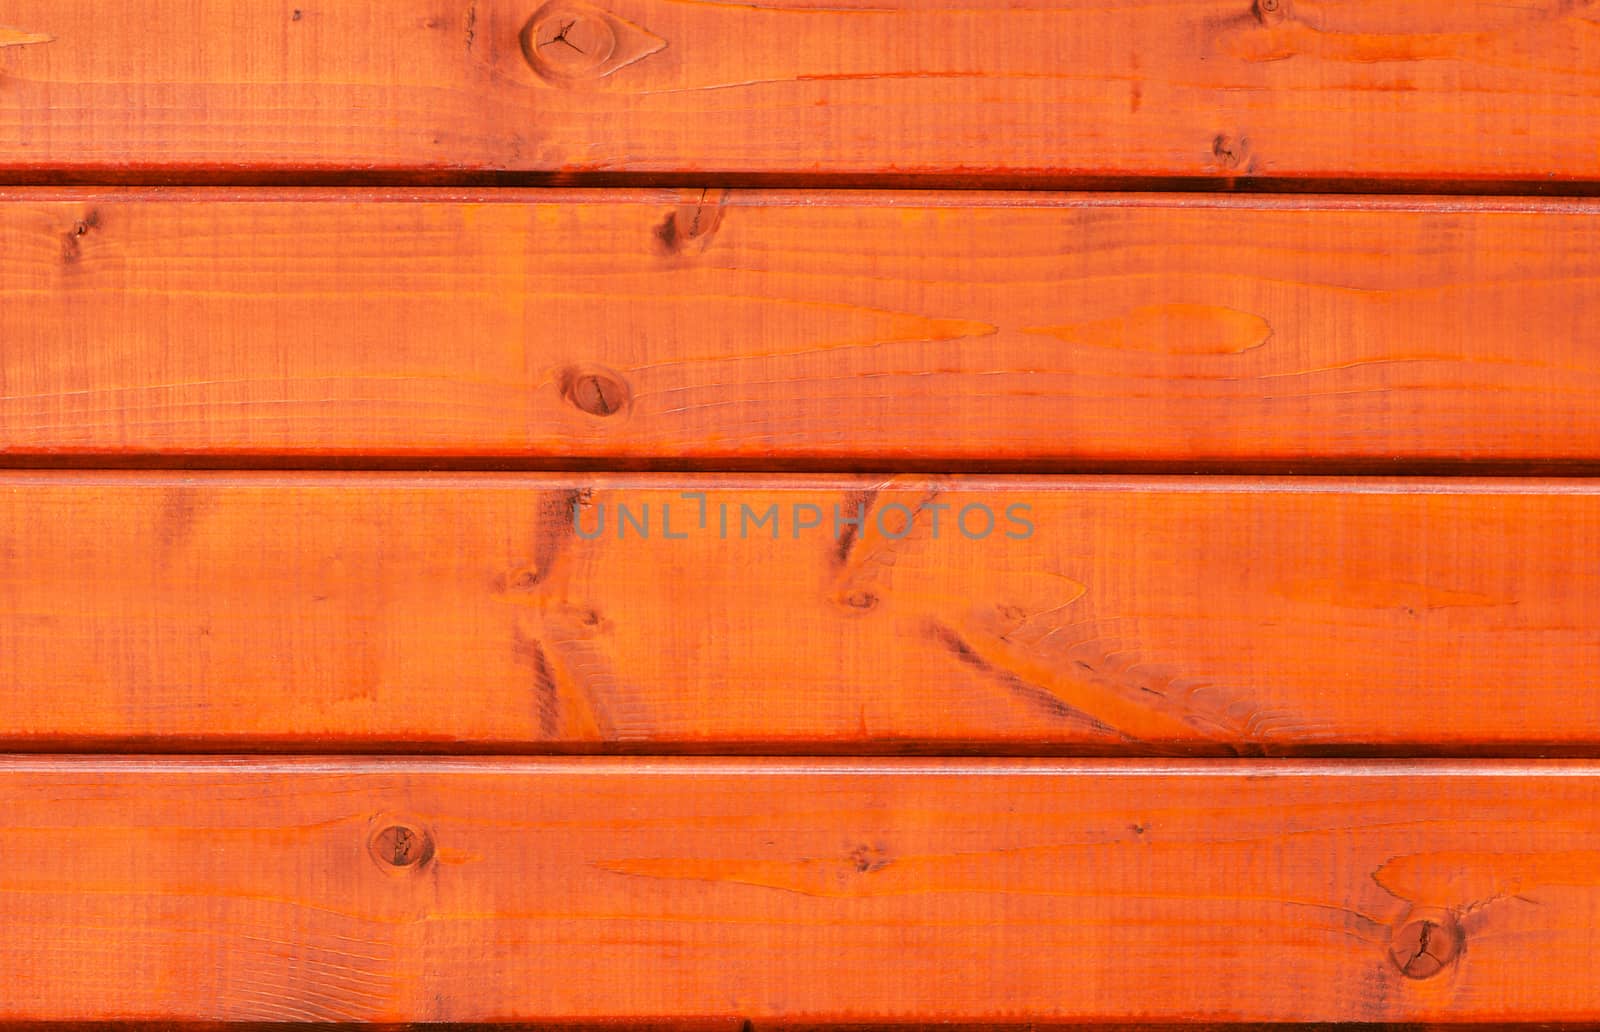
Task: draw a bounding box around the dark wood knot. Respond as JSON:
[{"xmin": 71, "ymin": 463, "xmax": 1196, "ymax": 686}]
[
  {"xmin": 520, "ymin": 1, "xmax": 666, "ymax": 84},
  {"xmin": 561, "ymin": 366, "xmax": 631, "ymax": 417},
  {"xmin": 1389, "ymin": 908, "xmax": 1462, "ymax": 979},
  {"xmin": 368, "ymin": 821, "xmax": 435, "ymax": 870}
]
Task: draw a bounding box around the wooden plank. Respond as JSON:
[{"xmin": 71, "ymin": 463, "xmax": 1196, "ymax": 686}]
[
  {"xmin": 0, "ymin": 1, "xmax": 1598, "ymax": 183},
  {"xmin": 1, "ymin": 472, "xmax": 1596, "ymax": 752},
  {"xmin": 6, "ymin": 190, "xmax": 1600, "ymax": 467},
  {"xmin": 0, "ymin": 757, "xmax": 1597, "ymax": 1022}
]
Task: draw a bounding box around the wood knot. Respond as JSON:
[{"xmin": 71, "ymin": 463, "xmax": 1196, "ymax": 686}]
[
  {"xmin": 520, "ymin": 1, "xmax": 666, "ymax": 84},
  {"xmin": 1389, "ymin": 908, "xmax": 1462, "ymax": 979},
  {"xmin": 1253, "ymin": 0, "xmax": 1289, "ymax": 24},
  {"xmin": 839, "ymin": 589, "xmax": 879, "ymax": 612},
  {"xmin": 560, "ymin": 366, "xmax": 631, "ymax": 417},
  {"xmin": 60, "ymin": 210, "xmax": 101, "ymax": 264},
  {"xmin": 655, "ymin": 190, "xmax": 726, "ymax": 256},
  {"xmin": 848, "ymin": 844, "xmax": 891, "ymax": 874},
  {"xmin": 506, "ymin": 565, "xmax": 542, "ymax": 591},
  {"xmin": 368, "ymin": 821, "xmax": 434, "ymax": 871},
  {"xmin": 1212, "ymin": 133, "xmax": 1252, "ymax": 173}
]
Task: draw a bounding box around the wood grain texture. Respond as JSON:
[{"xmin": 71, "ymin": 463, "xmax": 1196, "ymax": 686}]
[
  {"xmin": 1, "ymin": 472, "xmax": 1596, "ymax": 752},
  {"xmin": 1, "ymin": 757, "xmax": 1599, "ymax": 1022},
  {"xmin": 6, "ymin": 190, "xmax": 1600, "ymax": 467},
  {"xmin": 1, "ymin": 1, "xmax": 1599, "ymax": 183}
]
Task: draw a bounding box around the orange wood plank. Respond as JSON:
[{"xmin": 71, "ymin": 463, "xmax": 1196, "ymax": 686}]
[
  {"xmin": 0, "ymin": 757, "xmax": 1596, "ymax": 1022},
  {"xmin": 5, "ymin": 190, "xmax": 1600, "ymax": 467},
  {"xmin": 1, "ymin": 472, "xmax": 1596, "ymax": 752},
  {"xmin": 0, "ymin": 2, "xmax": 1598, "ymax": 183}
]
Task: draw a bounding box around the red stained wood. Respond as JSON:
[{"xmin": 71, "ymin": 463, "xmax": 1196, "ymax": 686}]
[
  {"xmin": 4, "ymin": 191, "xmax": 1600, "ymax": 468},
  {"xmin": 1, "ymin": 2, "xmax": 1599, "ymax": 184},
  {"xmin": 2, "ymin": 2, "xmax": 1586, "ymax": 1022},
  {"xmin": 0, "ymin": 758, "xmax": 1596, "ymax": 1023},
  {"xmin": 0, "ymin": 472, "xmax": 1594, "ymax": 752}
]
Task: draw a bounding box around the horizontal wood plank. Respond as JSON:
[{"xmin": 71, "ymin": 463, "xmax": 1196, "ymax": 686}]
[
  {"xmin": 6, "ymin": 191, "xmax": 1600, "ymax": 466},
  {"xmin": 0, "ymin": 757, "xmax": 1597, "ymax": 1022},
  {"xmin": 1, "ymin": 473, "xmax": 1596, "ymax": 752},
  {"xmin": 0, "ymin": 2, "xmax": 1598, "ymax": 182}
]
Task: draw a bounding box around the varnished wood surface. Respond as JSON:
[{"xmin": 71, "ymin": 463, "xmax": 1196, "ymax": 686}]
[
  {"xmin": 6, "ymin": 190, "xmax": 1600, "ymax": 467},
  {"xmin": 9, "ymin": 2, "xmax": 1591, "ymax": 1027},
  {"xmin": 1, "ymin": 757, "xmax": 1598, "ymax": 1022},
  {"xmin": 1, "ymin": 472, "xmax": 1595, "ymax": 752},
  {"xmin": 0, "ymin": 2, "xmax": 1599, "ymax": 183}
]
